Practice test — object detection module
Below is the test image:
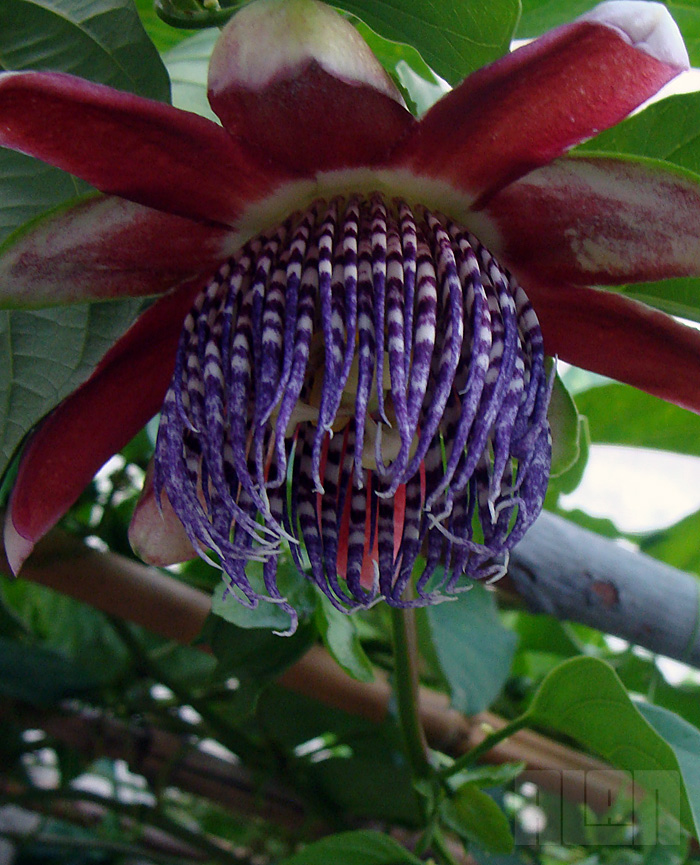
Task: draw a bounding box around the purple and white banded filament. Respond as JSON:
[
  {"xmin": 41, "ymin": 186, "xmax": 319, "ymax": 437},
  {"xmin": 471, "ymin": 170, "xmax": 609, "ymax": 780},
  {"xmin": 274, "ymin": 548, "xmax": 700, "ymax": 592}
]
[{"xmin": 154, "ymin": 195, "xmax": 552, "ymax": 631}]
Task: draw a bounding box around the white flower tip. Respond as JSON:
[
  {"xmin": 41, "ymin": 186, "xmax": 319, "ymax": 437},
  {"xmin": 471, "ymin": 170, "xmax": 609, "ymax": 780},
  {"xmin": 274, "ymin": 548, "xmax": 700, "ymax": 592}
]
[
  {"xmin": 4, "ymin": 515, "xmax": 34, "ymax": 576},
  {"xmin": 581, "ymin": 0, "xmax": 689, "ymax": 69},
  {"xmin": 128, "ymin": 469, "xmax": 197, "ymax": 567},
  {"xmin": 209, "ymin": 0, "xmax": 401, "ymax": 101}
]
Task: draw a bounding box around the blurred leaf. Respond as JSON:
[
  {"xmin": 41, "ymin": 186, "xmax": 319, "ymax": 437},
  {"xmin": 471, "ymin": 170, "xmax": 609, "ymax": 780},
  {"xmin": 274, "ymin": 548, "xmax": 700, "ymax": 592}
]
[
  {"xmin": 526, "ymin": 657, "xmax": 696, "ymax": 834},
  {"xmin": 441, "ymin": 783, "xmax": 515, "ymax": 854},
  {"xmin": 279, "ymin": 830, "xmax": 422, "ymax": 865},
  {"xmin": 427, "ymin": 583, "xmax": 517, "ymax": 714},
  {"xmin": 334, "ymin": 0, "xmax": 519, "ymax": 84},
  {"xmin": 640, "ymin": 508, "xmax": 700, "ymax": 575},
  {"xmin": 0, "ymin": 635, "xmax": 95, "ymax": 704},
  {"xmin": 512, "ymin": 613, "xmax": 580, "ymax": 658},
  {"xmin": 201, "ymin": 615, "xmax": 315, "ymax": 717},
  {"xmin": 637, "ymin": 702, "xmax": 700, "ymax": 834},
  {"xmin": 548, "ymin": 368, "xmax": 583, "ymax": 477},
  {"xmin": 0, "ymin": 578, "xmax": 130, "ymax": 684},
  {"xmin": 352, "ymin": 19, "xmax": 450, "ymax": 115},
  {"xmin": 615, "ymin": 653, "xmax": 700, "ymax": 731},
  {"xmin": 575, "ymin": 383, "xmax": 700, "ymax": 455},
  {"xmin": 164, "ymin": 29, "xmax": 220, "ymax": 121},
  {"xmin": 0, "ymin": 0, "xmax": 170, "ymax": 100},
  {"xmin": 315, "ymin": 595, "xmax": 374, "ymax": 683},
  {"xmin": 450, "ymin": 762, "xmax": 526, "ymax": 790},
  {"xmin": 258, "ymin": 686, "xmax": 420, "ymax": 824}
]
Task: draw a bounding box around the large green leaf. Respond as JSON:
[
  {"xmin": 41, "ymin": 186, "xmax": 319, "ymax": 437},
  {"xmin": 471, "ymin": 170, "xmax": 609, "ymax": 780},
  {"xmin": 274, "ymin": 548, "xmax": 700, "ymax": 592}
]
[
  {"xmin": 334, "ymin": 0, "xmax": 520, "ymax": 85},
  {"xmin": 525, "ymin": 657, "xmax": 696, "ymax": 834},
  {"xmin": 638, "ymin": 701, "xmax": 700, "ymax": 835},
  {"xmin": 0, "ymin": 299, "xmax": 143, "ymax": 478},
  {"xmin": 426, "ymin": 583, "xmax": 517, "ymax": 714},
  {"xmin": 0, "ymin": 153, "xmax": 90, "ymax": 249},
  {"xmin": 279, "ymin": 830, "xmax": 422, "ymax": 865},
  {"xmin": 580, "ymin": 93, "xmax": 700, "ymax": 174},
  {"xmin": 0, "ymin": 0, "xmax": 170, "ymax": 100}
]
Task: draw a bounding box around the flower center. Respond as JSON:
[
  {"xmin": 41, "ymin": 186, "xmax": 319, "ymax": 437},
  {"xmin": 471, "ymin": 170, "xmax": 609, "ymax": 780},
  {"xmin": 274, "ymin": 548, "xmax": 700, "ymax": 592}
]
[{"xmin": 154, "ymin": 194, "xmax": 552, "ymax": 631}]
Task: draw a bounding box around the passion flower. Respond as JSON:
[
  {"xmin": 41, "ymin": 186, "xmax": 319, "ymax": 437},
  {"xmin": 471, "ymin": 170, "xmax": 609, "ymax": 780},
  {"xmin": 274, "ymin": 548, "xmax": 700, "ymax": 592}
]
[
  {"xmin": 156, "ymin": 194, "xmax": 550, "ymax": 624},
  {"xmin": 1, "ymin": 0, "xmax": 699, "ymax": 631}
]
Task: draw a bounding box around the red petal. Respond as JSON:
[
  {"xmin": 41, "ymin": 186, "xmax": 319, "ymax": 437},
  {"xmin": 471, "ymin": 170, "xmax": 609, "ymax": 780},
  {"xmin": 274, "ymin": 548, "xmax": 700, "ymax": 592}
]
[
  {"xmin": 4, "ymin": 283, "xmax": 199, "ymax": 573},
  {"xmin": 0, "ymin": 72, "xmax": 293, "ymax": 226},
  {"xmin": 476, "ymin": 156, "xmax": 700, "ymax": 286},
  {"xmin": 208, "ymin": 0, "xmax": 414, "ymax": 174},
  {"xmin": 392, "ymin": 16, "xmax": 686, "ymax": 206},
  {"xmin": 527, "ymin": 280, "xmax": 700, "ymax": 414},
  {"xmin": 0, "ymin": 195, "xmax": 236, "ymax": 307}
]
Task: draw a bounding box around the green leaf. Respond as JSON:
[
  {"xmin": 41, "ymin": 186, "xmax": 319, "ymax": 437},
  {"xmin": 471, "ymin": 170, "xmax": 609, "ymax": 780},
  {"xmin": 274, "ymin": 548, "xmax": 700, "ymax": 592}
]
[
  {"xmin": 0, "ymin": 635, "xmax": 95, "ymax": 704},
  {"xmin": 334, "ymin": 0, "xmax": 520, "ymax": 85},
  {"xmin": 278, "ymin": 830, "xmax": 422, "ymax": 865},
  {"xmin": 200, "ymin": 615, "xmax": 315, "ymax": 717},
  {"xmin": 441, "ymin": 783, "xmax": 515, "ymax": 854},
  {"xmin": 0, "ymin": 152, "xmax": 90, "ymax": 249},
  {"xmin": 0, "ymin": 578, "xmax": 130, "ymax": 685},
  {"xmin": 0, "ymin": 0, "xmax": 170, "ymax": 101},
  {"xmin": 314, "ymin": 595, "xmax": 374, "ymax": 683},
  {"xmin": 210, "ymin": 555, "xmax": 316, "ymax": 631},
  {"xmin": 517, "ymin": 0, "xmax": 594, "ymax": 37},
  {"xmin": 426, "ymin": 583, "xmax": 517, "ymax": 714},
  {"xmin": 580, "ymin": 93, "xmax": 700, "ymax": 174},
  {"xmin": 547, "ymin": 368, "xmax": 583, "ymax": 477},
  {"xmin": 164, "ymin": 29, "xmax": 220, "ymax": 121},
  {"xmin": 0, "ymin": 298, "xmax": 143, "ymax": 479},
  {"xmin": 637, "ymin": 702, "xmax": 700, "ymax": 837},
  {"xmin": 525, "ymin": 657, "xmax": 696, "ymax": 834},
  {"xmin": 575, "ymin": 383, "xmax": 700, "ymax": 456},
  {"xmin": 640, "ymin": 508, "xmax": 700, "ymax": 576}
]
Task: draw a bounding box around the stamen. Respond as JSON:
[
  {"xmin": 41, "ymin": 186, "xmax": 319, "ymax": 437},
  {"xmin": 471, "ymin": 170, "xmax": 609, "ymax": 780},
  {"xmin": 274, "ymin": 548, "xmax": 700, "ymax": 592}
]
[{"xmin": 155, "ymin": 195, "xmax": 552, "ymax": 631}]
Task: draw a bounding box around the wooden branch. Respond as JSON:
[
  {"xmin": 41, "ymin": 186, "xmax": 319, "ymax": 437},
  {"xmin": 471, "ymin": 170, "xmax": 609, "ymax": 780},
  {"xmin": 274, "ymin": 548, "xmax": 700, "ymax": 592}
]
[
  {"xmin": 505, "ymin": 510, "xmax": 700, "ymax": 666},
  {"xmin": 2, "ymin": 528, "xmax": 616, "ymax": 813}
]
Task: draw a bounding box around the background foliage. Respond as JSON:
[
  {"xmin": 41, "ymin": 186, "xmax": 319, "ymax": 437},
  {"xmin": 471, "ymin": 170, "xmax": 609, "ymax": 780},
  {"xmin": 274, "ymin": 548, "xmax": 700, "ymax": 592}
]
[{"xmin": 3, "ymin": 0, "xmax": 700, "ymax": 863}]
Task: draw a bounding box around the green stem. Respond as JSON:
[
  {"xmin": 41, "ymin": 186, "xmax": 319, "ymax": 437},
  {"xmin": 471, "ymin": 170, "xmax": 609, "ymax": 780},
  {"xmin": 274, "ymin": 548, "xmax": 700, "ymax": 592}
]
[
  {"xmin": 390, "ymin": 607, "xmax": 432, "ymax": 780},
  {"xmin": 431, "ymin": 827, "xmax": 461, "ymax": 865},
  {"xmin": 438, "ymin": 715, "xmax": 528, "ymax": 781}
]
